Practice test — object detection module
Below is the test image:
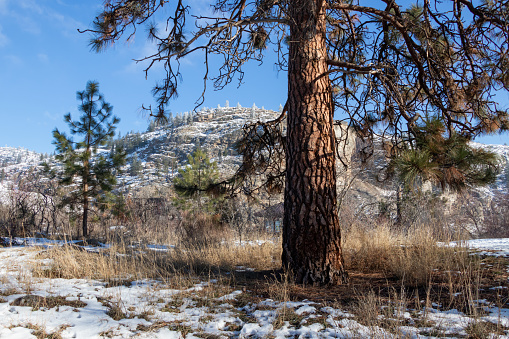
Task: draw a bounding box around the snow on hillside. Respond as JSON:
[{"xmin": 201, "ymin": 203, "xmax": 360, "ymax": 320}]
[
  {"xmin": 0, "ymin": 147, "xmax": 42, "ymax": 166},
  {"xmin": 0, "ymin": 147, "xmax": 48, "ymax": 204},
  {"xmin": 448, "ymin": 238, "xmax": 509, "ymax": 257},
  {"xmin": 1, "ymin": 104, "xmax": 509, "ymax": 207},
  {"xmin": 0, "ymin": 104, "xmax": 283, "ymax": 193},
  {"xmin": 0, "ymin": 147, "xmax": 44, "ymax": 178},
  {"xmin": 471, "ymin": 141, "xmax": 509, "ymax": 194},
  {"xmin": 108, "ymin": 104, "xmax": 282, "ymax": 190}
]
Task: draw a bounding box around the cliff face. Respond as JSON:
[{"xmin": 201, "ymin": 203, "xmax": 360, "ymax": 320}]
[{"xmin": 331, "ymin": 125, "xmax": 509, "ymax": 235}]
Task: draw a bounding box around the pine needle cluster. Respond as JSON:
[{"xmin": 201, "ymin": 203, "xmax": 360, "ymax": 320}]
[{"xmin": 392, "ymin": 118, "xmax": 499, "ymax": 192}]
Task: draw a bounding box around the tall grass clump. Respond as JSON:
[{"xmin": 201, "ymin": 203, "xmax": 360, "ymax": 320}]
[
  {"xmin": 34, "ymin": 243, "xmax": 155, "ymax": 283},
  {"xmin": 342, "ymin": 221, "xmax": 469, "ymax": 286},
  {"xmin": 33, "ymin": 230, "xmax": 281, "ymax": 285}
]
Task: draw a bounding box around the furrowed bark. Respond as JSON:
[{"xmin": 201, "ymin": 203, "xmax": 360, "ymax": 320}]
[{"xmin": 283, "ymin": 0, "xmax": 348, "ymax": 285}]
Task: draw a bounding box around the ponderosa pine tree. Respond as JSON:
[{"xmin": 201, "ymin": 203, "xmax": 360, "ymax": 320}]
[
  {"xmin": 173, "ymin": 147, "xmax": 219, "ymax": 208},
  {"xmin": 86, "ymin": 0, "xmax": 509, "ymax": 285},
  {"xmin": 53, "ymin": 81, "xmax": 125, "ymax": 238}
]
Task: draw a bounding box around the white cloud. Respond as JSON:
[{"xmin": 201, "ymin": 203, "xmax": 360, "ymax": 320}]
[
  {"xmin": 0, "ymin": 0, "xmax": 40, "ymax": 35},
  {"xmin": 43, "ymin": 111, "xmax": 57, "ymax": 121},
  {"xmin": 0, "ymin": 25, "xmax": 8, "ymax": 47},
  {"xmin": 37, "ymin": 53, "xmax": 48, "ymax": 63},
  {"xmin": 18, "ymin": 0, "xmax": 43, "ymax": 14},
  {"xmin": 4, "ymin": 54, "xmax": 22, "ymax": 65},
  {"xmin": 122, "ymin": 19, "xmax": 200, "ymax": 75},
  {"xmin": 0, "ymin": 0, "xmax": 83, "ymax": 37},
  {"xmin": 11, "ymin": 11, "xmax": 40, "ymax": 35},
  {"xmin": 123, "ymin": 39, "xmax": 161, "ymax": 74},
  {"xmin": 0, "ymin": 0, "xmax": 9, "ymax": 15},
  {"xmin": 48, "ymin": 10, "xmax": 83, "ymax": 38}
]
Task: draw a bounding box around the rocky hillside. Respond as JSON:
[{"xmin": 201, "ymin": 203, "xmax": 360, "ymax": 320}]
[
  {"xmin": 1, "ymin": 103, "xmax": 508, "ymax": 234},
  {"xmin": 0, "ymin": 104, "xmax": 283, "ymax": 192}
]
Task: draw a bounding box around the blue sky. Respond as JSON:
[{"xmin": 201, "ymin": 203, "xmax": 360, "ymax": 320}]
[
  {"xmin": 0, "ymin": 0, "xmax": 508, "ymax": 154},
  {"xmin": 0, "ymin": 0, "xmax": 287, "ymax": 153}
]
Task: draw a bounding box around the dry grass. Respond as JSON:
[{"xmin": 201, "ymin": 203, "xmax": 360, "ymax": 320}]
[
  {"xmin": 11, "ymin": 323, "xmax": 70, "ymax": 339},
  {"xmin": 167, "ymin": 239, "xmax": 281, "ymax": 274},
  {"xmin": 342, "ymin": 222, "xmax": 470, "ymax": 287},
  {"xmin": 9, "ymin": 219, "xmax": 509, "ymax": 339},
  {"xmin": 10, "ymin": 295, "xmax": 87, "ymax": 310},
  {"xmin": 34, "ymin": 244, "xmax": 145, "ymax": 282},
  {"xmin": 32, "ymin": 235, "xmax": 281, "ymax": 286}
]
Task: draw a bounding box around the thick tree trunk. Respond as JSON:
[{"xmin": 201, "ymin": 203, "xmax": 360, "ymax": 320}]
[{"xmin": 282, "ymin": 0, "xmax": 348, "ymax": 285}]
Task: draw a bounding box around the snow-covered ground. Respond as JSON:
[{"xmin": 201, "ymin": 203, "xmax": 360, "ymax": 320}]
[
  {"xmin": 447, "ymin": 238, "xmax": 509, "ymax": 257},
  {"xmin": 0, "ymin": 238, "xmax": 508, "ymax": 338}
]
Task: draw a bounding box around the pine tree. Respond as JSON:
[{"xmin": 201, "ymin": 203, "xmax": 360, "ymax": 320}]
[
  {"xmin": 174, "ymin": 113, "xmax": 181, "ymax": 127},
  {"xmin": 52, "ymin": 81, "xmax": 126, "ymax": 238},
  {"xmin": 250, "ymin": 105, "xmax": 255, "ymax": 119},
  {"xmin": 88, "ymin": 0, "xmax": 509, "ymax": 285},
  {"xmin": 147, "ymin": 120, "xmax": 157, "ymax": 132},
  {"xmin": 129, "ymin": 152, "xmax": 143, "ymax": 176},
  {"xmin": 503, "ymin": 160, "xmax": 509, "ymax": 193},
  {"xmin": 173, "ymin": 147, "xmax": 219, "ymax": 207},
  {"xmin": 168, "ymin": 112, "xmax": 174, "ymax": 126}
]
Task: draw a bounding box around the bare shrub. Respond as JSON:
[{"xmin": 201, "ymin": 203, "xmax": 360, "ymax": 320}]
[
  {"xmin": 480, "ymin": 191, "xmax": 509, "ymax": 238},
  {"xmin": 97, "ymin": 187, "xmax": 182, "ymax": 246},
  {"xmin": 0, "ymin": 170, "xmax": 68, "ymax": 238},
  {"xmin": 177, "ymin": 211, "xmax": 228, "ymax": 248}
]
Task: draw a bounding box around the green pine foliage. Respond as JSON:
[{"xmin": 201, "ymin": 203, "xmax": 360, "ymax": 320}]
[
  {"xmin": 173, "ymin": 147, "xmax": 219, "ymax": 211},
  {"xmin": 52, "ymin": 81, "xmax": 126, "ymax": 237},
  {"xmin": 174, "ymin": 147, "xmax": 218, "ymax": 195},
  {"xmin": 393, "ymin": 118, "xmax": 499, "ymax": 192},
  {"xmin": 147, "ymin": 120, "xmax": 157, "ymax": 133},
  {"xmin": 129, "ymin": 153, "xmax": 143, "ymax": 176}
]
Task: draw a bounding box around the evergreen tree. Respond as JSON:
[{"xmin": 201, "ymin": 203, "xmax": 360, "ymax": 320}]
[
  {"xmin": 168, "ymin": 112, "xmax": 174, "ymax": 126},
  {"xmin": 173, "ymin": 113, "xmax": 181, "ymax": 127},
  {"xmin": 88, "ymin": 0, "xmax": 509, "ymax": 285},
  {"xmin": 173, "ymin": 147, "xmax": 219, "ymax": 207},
  {"xmin": 503, "ymin": 160, "xmax": 509, "ymax": 193},
  {"xmin": 250, "ymin": 105, "xmax": 256, "ymax": 119},
  {"xmin": 52, "ymin": 81, "xmax": 126, "ymax": 238},
  {"xmin": 147, "ymin": 120, "xmax": 157, "ymax": 132},
  {"xmin": 129, "ymin": 152, "xmax": 143, "ymax": 176}
]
